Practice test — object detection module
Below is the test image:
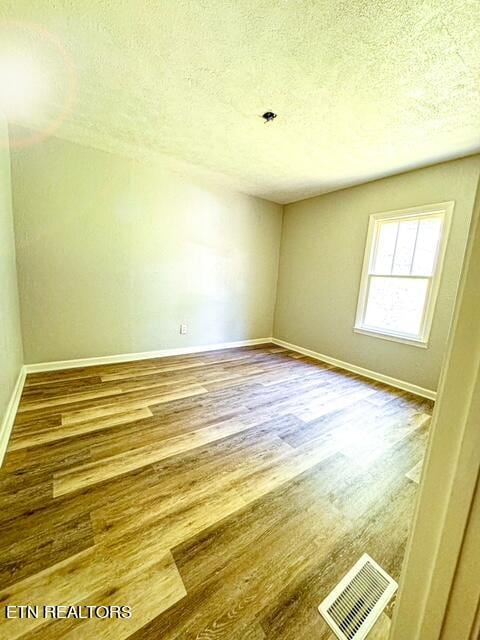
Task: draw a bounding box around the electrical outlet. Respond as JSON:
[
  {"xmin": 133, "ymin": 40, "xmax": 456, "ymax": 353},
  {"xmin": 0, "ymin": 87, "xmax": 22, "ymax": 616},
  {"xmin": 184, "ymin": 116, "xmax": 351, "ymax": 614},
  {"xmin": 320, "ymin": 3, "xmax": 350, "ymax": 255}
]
[{"xmin": 180, "ymin": 323, "xmax": 188, "ymax": 335}]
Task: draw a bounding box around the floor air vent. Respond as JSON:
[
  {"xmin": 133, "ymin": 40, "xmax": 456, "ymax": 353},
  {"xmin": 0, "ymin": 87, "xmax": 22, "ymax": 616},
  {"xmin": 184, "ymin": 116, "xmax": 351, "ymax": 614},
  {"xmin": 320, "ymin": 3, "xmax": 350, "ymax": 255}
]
[{"xmin": 318, "ymin": 554, "xmax": 397, "ymax": 640}]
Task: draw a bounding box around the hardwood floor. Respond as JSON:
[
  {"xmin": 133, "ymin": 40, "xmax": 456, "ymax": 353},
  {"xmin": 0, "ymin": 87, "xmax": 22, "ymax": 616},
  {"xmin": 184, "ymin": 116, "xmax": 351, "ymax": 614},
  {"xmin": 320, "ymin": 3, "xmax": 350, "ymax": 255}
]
[{"xmin": 0, "ymin": 344, "xmax": 432, "ymax": 639}]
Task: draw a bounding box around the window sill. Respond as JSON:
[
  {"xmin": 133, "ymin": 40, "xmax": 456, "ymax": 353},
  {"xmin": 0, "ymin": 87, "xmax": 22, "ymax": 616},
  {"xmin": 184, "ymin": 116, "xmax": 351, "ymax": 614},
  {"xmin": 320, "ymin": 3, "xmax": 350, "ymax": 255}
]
[{"xmin": 353, "ymin": 326, "xmax": 429, "ymax": 348}]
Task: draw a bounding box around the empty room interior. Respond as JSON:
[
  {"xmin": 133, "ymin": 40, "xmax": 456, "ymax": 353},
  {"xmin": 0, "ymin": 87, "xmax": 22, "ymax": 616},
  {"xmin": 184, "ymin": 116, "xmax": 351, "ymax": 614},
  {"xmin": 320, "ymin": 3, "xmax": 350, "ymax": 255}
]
[{"xmin": 0, "ymin": 2, "xmax": 479, "ymax": 640}]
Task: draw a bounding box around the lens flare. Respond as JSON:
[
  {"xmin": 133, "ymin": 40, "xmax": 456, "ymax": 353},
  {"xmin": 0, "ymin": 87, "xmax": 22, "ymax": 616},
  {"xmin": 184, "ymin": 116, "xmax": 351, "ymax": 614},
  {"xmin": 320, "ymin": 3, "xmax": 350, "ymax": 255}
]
[
  {"xmin": 0, "ymin": 53, "xmax": 44, "ymax": 118},
  {"xmin": 0, "ymin": 20, "xmax": 77, "ymax": 149}
]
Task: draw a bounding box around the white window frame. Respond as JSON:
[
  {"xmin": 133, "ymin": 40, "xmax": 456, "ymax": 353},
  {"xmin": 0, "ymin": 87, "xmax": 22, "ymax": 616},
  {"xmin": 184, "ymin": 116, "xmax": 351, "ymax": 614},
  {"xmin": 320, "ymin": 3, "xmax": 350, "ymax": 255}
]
[{"xmin": 354, "ymin": 201, "xmax": 454, "ymax": 348}]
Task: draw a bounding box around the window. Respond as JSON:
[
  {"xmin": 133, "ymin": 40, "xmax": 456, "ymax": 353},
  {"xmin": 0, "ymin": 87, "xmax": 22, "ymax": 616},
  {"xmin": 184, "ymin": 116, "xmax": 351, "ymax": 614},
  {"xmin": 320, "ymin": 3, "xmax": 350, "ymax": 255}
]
[{"xmin": 354, "ymin": 202, "xmax": 453, "ymax": 347}]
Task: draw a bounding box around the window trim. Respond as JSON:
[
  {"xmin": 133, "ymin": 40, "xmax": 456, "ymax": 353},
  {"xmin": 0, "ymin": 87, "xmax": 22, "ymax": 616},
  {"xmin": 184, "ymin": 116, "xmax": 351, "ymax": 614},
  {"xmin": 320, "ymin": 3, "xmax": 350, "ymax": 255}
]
[{"xmin": 354, "ymin": 201, "xmax": 454, "ymax": 347}]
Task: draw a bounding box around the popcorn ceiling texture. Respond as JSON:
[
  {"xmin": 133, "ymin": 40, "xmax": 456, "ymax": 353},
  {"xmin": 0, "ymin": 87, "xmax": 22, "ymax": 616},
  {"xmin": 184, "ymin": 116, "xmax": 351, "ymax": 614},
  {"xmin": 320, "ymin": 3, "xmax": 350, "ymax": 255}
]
[{"xmin": 1, "ymin": 0, "xmax": 479, "ymax": 203}]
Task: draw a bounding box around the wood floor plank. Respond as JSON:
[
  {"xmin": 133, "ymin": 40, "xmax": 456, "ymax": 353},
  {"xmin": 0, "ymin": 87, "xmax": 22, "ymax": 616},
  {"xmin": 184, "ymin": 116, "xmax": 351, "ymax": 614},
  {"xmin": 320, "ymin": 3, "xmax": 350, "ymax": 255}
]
[
  {"xmin": 99, "ymin": 354, "xmax": 252, "ymax": 381},
  {"xmin": 9, "ymin": 408, "xmax": 153, "ymax": 450},
  {"xmin": 130, "ymin": 460, "xmax": 350, "ymax": 639},
  {"xmin": 17, "ymin": 388, "xmax": 124, "ymax": 413},
  {"xmin": 53, "ymin": 413, "xmax": 281, "ymax": 496},
  {"xmin": 18, "ymin": 553, "xmax": 186, "ymax": 640},
  {"xmin": 0, "ymin": 512, "xmax": 94, "ymax": 589},
  {"xmin": 60, "ymin": 385, "xmax": 207, "ymax": 426},
  {"xmin": 0, "ymin": 547, "xmax": 186, "ymax": 640},
  {"xmin": 258, "ymin": 471, "xmax": 417, "ymax": 638},
  {"xmin": 0, "ymin": 345, "xmax": 431, "ymax": 639}
]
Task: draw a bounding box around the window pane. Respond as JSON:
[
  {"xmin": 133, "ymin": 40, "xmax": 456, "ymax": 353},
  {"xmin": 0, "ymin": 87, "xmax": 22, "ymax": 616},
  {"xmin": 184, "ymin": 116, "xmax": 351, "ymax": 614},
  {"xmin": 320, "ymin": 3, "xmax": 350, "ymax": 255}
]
[
  {"xmin": 412, "ymin": 217, "xmax": 442, "ymax": 276},
  {"xmin": 372, "ymin": 222, "xmax": 398, "ymax": 274},
  {"xmin": 392, "ymin": 219, "xmax": 418, "ymax": 275},
  {"xmin": 364, "ymin": 276, "xmax": 429, "ymax": 336}
]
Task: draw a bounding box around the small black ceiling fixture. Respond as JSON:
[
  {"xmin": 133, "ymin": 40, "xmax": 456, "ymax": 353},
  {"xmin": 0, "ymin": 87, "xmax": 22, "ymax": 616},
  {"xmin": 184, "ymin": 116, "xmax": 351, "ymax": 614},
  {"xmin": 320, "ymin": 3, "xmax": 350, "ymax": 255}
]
[{"xmin": 262, "ymin": 111, "xmax": 277, "ymax": 123}]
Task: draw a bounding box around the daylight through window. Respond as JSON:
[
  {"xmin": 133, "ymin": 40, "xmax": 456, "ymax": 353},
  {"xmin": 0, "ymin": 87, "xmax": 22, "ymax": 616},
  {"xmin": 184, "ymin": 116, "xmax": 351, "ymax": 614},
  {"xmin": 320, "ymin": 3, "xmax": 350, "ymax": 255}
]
[{"xmin": 354, "ymin": 203, "xmax": 453, "ymax": 346}]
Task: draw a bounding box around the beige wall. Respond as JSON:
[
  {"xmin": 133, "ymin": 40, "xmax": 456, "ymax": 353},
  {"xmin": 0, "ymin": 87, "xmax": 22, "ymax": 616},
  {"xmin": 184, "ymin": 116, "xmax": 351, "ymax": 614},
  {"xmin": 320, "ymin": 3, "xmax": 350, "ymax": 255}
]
[
  {"xmin": 274, "ymin": 155, "xmax": 480, "ymax": 392},
  {"xmin": 9, "ymin": 128, "xmax": 479, "ymax": 390},
  {"xmin": 0, "ymin": 115, "xmax": 23, "ymax": 433},
  {"xmin": 11, "ymin": 134, "xmax": 282, "ymax": 363}
]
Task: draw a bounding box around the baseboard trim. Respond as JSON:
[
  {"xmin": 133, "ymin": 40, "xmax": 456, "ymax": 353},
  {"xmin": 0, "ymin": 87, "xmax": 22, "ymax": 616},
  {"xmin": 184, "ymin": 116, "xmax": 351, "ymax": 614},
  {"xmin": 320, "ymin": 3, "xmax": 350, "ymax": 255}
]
[
  {"xmin": 0, "ymin": 366, "xmax": 26, "ymax": 466},
  {"xmin": 271, "ymin": 338, "xmax": 437, "ymax": 401},
  {"xmin": 24, "ymin": 338, "xmax": 274, "ymax": 374},
  {"xmin": 12, "ymin": 335, "xmax": 434, "ymax": 467}
]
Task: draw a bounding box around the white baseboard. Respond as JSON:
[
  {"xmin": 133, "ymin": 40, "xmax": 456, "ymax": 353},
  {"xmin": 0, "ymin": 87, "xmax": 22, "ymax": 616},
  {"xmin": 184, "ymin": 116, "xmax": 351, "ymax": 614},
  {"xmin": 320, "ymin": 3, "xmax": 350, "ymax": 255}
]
[
  {"xmin": 271, "ymin": 338, "xmax": 437, "ymax": 401},
  {"xmin": 0, "ymin": 366, "xmax": 27, "ymax": 466},
  {"xmin": 6, "ymin": 336, "xmax": 433, "ymax": 467},
  {"xmin": 24, "ymin": 338, "xmax": 274, "ymax": 374}
]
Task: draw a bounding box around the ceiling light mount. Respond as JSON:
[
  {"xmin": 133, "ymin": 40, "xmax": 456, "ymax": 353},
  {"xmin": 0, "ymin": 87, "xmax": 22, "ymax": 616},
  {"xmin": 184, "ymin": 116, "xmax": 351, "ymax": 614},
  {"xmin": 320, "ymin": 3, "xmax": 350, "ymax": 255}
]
[{"xmin": 262, "ymin": 111, "xmax": 277, "ymax": 123}]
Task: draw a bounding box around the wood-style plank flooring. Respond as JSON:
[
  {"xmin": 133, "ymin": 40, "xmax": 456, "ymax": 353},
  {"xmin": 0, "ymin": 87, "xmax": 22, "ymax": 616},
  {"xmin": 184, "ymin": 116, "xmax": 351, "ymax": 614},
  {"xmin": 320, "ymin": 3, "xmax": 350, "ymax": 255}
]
[{"xmin": 0, "ymin": 344, "xmax": 432, "ymax": 639}]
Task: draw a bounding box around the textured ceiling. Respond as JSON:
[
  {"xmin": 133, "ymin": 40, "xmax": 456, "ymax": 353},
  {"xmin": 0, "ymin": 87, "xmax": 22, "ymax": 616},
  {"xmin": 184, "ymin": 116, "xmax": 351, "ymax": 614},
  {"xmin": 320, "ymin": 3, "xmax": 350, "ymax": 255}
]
[{"xmin": 1, "ymin": 0, "xmax": 479, "ymax": 203}]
